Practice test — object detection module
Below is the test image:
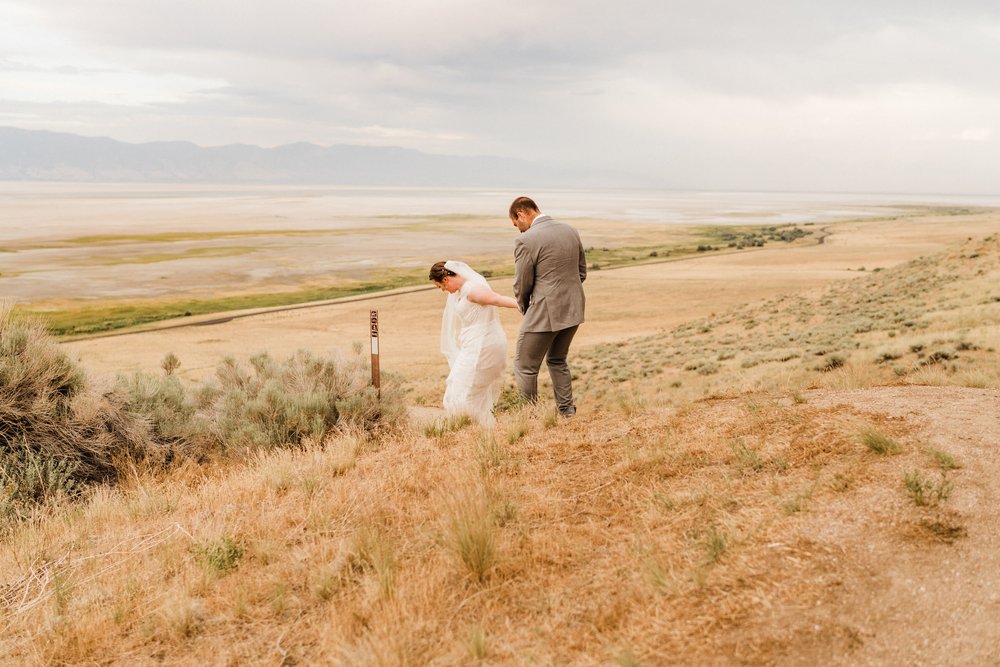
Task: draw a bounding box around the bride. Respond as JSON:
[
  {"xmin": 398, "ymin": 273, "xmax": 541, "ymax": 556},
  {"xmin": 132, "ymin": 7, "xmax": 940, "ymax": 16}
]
[{"xmin": 429, "ymin": 260, "xmax": 518, "ymax": 427}]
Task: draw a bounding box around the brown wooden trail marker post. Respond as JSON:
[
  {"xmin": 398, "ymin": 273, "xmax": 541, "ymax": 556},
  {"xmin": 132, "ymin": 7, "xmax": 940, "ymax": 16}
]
[{"xmin": 370, "ymin": 310, "xmax": 380, "ymax": 399}]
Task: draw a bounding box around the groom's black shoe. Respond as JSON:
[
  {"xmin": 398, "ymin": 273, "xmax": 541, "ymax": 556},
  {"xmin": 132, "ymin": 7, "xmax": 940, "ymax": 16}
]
[{"xmin": 559, "ymin": 406, "xmax": 577, "ymax": 418}]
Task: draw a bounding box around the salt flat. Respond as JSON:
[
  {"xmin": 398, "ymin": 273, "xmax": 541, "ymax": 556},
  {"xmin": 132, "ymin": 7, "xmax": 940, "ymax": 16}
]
[{"xmin": 3, "ymin": 184, "xmax": 975, "ymax": 303}]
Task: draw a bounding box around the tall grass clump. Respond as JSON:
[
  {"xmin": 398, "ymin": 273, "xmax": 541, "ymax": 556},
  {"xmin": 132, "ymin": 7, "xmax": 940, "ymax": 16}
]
[
  {"xmin": 444, "ymin": 486, "xmax": 498, "ymax": 584},
  {"xmin": 926, "ymin": 446, "xmax": 960, "ymax": 471},
  {"xmin": 349, "ymin": 524, "xmax": 398, "ymax": 599},
  {"xmin": 730, "ymin": 441, "xmax": 764, "ymax": 474},
  {"xmin": 466, "ymin": 625, "xmax": 489, "ymax": 661},
  {"xmin": 859, "ymin": 427, "xmax": 901, "ymax": 455},
  {"xmin": 701, "ymin": 526, "xmax": 730, "ymax": 564},
  {"xmin": 475, "ymin": 433, "xmax": 507, "ymax": 476},
  {"xmin": 423, "ymin": 414, "xmax": 472, "ymax": 438}
]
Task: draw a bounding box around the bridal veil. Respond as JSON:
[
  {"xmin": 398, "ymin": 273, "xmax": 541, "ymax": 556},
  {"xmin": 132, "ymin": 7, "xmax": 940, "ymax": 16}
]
[{"xmin": 439, "ymin": 260, "xmax": 488, "ymax": 367}]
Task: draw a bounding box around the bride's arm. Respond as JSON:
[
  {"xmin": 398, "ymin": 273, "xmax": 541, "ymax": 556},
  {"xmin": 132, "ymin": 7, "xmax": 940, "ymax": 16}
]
[{"xmin": 466, "ymin": 286, "xmax": 518, "ymax": 309}]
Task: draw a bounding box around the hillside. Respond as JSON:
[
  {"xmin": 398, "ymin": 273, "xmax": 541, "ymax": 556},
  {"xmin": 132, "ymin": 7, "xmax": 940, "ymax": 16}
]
[
  {"xmin": 1, "ymin": 236, "xmax": 998, "ymax": 665},
  {"xmin": 0, "ymin": 127, "xmax": 633, "ymax": 187},
  {"xmin": 575, "ymin": 234, "xmax": 1000, "ymax": 404}
]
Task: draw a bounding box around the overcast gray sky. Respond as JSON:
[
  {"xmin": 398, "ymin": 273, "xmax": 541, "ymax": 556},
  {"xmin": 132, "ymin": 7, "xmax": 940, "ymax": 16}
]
[{"xmin": 2, "ymin": 0, "xmax": 999, "ymax": 193}]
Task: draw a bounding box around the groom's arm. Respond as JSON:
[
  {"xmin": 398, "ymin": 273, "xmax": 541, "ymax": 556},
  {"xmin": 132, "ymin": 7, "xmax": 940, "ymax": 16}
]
[{"xmin": 513, "ymin": 237, "xmax": 534, "ymax": 314}]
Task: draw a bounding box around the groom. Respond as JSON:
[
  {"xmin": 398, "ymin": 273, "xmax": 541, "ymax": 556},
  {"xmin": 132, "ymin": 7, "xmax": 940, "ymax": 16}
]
[{"xmin": 508, "ymin": 196, "xmax": 587, "ymax": 417}]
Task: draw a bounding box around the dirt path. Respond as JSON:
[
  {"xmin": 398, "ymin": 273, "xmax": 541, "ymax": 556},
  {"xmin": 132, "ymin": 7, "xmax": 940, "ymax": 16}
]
[{"xmin": 788, "ymin": 386, "xmax": 1000, "ymax": 665}]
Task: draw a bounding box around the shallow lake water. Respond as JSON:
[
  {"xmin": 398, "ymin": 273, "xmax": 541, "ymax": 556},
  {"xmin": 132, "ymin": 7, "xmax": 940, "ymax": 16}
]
[{"xmin": 1, "ymin": 183, "xmax": 996, "ymax": 302}]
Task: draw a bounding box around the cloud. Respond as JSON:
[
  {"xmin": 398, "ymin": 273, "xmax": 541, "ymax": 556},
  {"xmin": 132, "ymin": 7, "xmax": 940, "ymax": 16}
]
[
  {"xmin": 956, "ymin": 128, "xmax": 993, "ymax": 142},
  {"xmin": 3, "ymin": 0, "xmax": 1000, "ymax": 192},
  {"xmin": 24, "ymin": 1, "xmax": 1000, "ymax": 87},
  {"xmin": 333, "ymin": 124, "xmax": 467, "ymax": 143}
]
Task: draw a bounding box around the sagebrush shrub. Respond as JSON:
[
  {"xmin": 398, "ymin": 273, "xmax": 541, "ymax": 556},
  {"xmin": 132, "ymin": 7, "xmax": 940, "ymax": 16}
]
[
  {"xmin": 119, "ymin": 348, "xmax": 406, "ymax": 455},
  {"xmin": 204, "ymin": 349, "xmax": 405, "ymax": 451},
  {"xmin": 0, "ymin": 438, "xmax": 80, "ymax": 529},
  {"xmin": 1, "ymin": 304, "xmax": 407, "ymax": 525},
  {"xmin": 0, "ymin": 309, "xmax": 86, "ymax": 441},
  {"xmin": 0, "ymin": 306, "xmax": 154, "ymax": 492},
  {"xmin": 116, "ymin": 370, "xmax": 208, "ymax": 452}
]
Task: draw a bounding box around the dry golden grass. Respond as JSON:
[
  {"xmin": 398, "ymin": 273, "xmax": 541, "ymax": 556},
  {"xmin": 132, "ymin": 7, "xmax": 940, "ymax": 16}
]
[
  {"xmin": 2, "ymin": 232, "xmax": 999, "ymax": 664},
  {"xmin": 2, "ymin": 386, "xmax": 985, "ymax": 665}
]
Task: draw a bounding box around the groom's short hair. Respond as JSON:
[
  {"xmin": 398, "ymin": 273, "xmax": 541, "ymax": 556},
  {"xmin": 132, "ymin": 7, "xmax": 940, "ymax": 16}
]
[{"xmin": 509, "ymin": 196, "xmax": 539, "ymax": 219}]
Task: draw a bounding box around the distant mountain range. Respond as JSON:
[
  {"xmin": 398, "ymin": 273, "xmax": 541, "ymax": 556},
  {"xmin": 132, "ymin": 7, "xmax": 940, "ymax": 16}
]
[{"xmin": 0, "ymin": 126, "xmax": 641, "ymax": 188}]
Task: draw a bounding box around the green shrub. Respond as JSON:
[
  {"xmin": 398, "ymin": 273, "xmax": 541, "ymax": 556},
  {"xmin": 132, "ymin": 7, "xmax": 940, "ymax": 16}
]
[
  {"xmin": 0, "ymin": 439, "xmax": 80, "ymax": 530},
  {"xmin": 903, "ymin": 470, "xmax": 953, "ymax": 507},
  {"xmin": 207, "ymin": 349, "xmax": 406, "ymax": 447},
  {"xmin": 875, "ymin": 350, "xmax": 902, "ymax": 363},
  {"xmin": 696, "ymin": 362, "xmax": 720, "ymax": 376},
  {"xmin": 161, "ymin": 352, "xmax": 181, "ymax": 375},
  {"xmin": 192, "ymin": 536, "xmax": 244, "ymax": 575},
  {"xmin": 814, "ymin": 353, "xmax": 846, "ymax": 372},
  {"xmin": 120, "ymin": 348, "xmax": 406, "ymax": 455},
  {"xmin": 116, "ymin": 370, "xmax": 208, "ymax": 453},
  {"xmin": 1, "ymin": 306, "xmax": 407, "ymax": 524},
  {"xmin": 923, "ymin": 347, "xmax": 957, "ymax": 364}
]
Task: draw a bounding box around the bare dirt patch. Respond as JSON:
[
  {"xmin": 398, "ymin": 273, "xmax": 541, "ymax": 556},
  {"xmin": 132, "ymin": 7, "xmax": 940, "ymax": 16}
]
[{"xmin": 776, "ymin": 386, "xmax": 1000, "ymax": 666}]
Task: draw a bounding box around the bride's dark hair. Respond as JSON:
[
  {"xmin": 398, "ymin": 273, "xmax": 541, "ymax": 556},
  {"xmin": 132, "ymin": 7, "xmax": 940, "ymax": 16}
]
[{"xmin": 429, "ymin": 261, "xmax": 457, "ymax": 283}]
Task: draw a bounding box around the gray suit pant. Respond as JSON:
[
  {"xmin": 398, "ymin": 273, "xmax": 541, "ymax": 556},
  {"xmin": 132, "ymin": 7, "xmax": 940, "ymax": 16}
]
[{"xmin": 514, "ymin": 325, "xmax": 579, "ymax": 415}]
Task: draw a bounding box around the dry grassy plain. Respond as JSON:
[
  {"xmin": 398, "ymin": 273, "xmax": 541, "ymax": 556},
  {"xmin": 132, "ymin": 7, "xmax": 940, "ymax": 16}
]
[
  {"xmin": 63, "ymin": 206, "xmax": 1000, "ymax": 407},
  {"xmin": 2, "ymin": 204, "xmax": 999, "ymax": 665}
]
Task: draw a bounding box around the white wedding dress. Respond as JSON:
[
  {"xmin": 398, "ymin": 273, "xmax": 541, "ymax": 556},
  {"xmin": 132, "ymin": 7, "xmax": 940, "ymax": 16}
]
[{"xmin": 440, "ymin": 262, "xmax": 508, "ymax": 427}]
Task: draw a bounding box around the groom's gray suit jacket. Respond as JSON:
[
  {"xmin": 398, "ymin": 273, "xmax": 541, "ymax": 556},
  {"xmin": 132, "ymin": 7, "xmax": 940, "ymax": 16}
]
[{"xmin": 513, "ymin": 215, "xmax": 587, "ymax": 333}]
